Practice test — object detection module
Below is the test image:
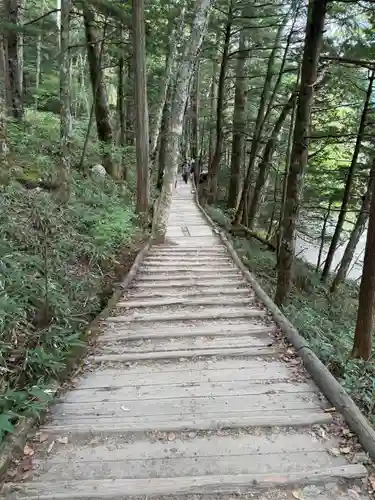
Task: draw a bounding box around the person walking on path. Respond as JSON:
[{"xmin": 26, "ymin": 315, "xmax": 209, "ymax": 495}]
[{"xmin": 182, "ymin": 160, "xmax": 190, "ymax": 184}]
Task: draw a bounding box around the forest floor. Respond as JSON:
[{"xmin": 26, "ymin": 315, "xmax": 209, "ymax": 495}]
[
  {"xmin": 0, "ymin": 110, "xmax": 146, "ymax": 444},
  {"xmin": 206, "ymin": 206, "xmax": 375, "ymax": 428}
]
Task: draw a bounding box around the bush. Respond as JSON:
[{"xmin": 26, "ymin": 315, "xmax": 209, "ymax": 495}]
[{"xmin": 0, "ymin": 111, "xmax": 140, "ymax": 442}]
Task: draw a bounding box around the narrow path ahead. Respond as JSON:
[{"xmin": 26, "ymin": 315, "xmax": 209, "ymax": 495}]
[{"xmin": 4, "ymin": 181, "xmax": 368, "ymax": 499}]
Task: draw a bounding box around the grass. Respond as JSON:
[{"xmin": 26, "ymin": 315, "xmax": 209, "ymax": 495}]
[
  {"xmin": 206, "ymin": 205, "xmax": 375, "ymax": 426},
  {"xmin": 0, "ymin": 110, "xmax": 142, "ymax": 443}
]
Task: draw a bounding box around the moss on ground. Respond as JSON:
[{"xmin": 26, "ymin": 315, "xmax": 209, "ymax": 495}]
[{"xmin": 206, "ymin": 205, "xmax": 375, "ymax": 426}]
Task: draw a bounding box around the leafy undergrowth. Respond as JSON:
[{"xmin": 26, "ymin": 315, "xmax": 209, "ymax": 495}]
[
  {"xmin": 0, "ymin": 111, "xmax": 142, "ymax": 443},
  {"xmin": 206, "ymin": 205, "xmax": 375, "ymax": 426}
]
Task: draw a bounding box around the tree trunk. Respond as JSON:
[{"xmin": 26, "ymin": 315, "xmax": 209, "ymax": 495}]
[
  {"xmin": 58, "ymin": 0, "xmax": 71, "ymax": 200},
  {"xmin": 321, "ymin": 70, "xmax": 375, "ymax": 283},
  {"xmin": 233, "ymin": 20, "xmax": 285, "ymax": 226},
  {"xmin": 0, "ymin": 11, "xmax": 9, "ymax": 173},
  {"xmin": 208, "ymin": 0, "xmax": 233, "ymax": 203},
  {"xmin": 248, "ymin": 91, "xmax": 297, "ymax": 229},
  {"xmin": 208, "ymin": 35, "xmax": 219, "ymax": 167},
  {"xmin": 125, "ymin": 58, "xmax": 134, "ymax": 146},
  {"xmin": 331, "ymin": 174, "xmax": 373, "ymax": 293},
  {"xmin": 191, "ymin": 61, "xmax": 200, "ymax": 187},
  {"xmin": 117, "ymin": 27, "xmax": 127, "ymax": 180},
  {"xmin": 150, "ymin": 6, "xmax": 185, "ymax": 162},
  {"xmin": 261, "ymin": 7, "xmax": 298, "ymax": 128},
  {"xmin": 228, "ymin": 27, "xmax": 248, "ymax": 210},
  {"xmin": 83, "ymin": 7, "xmax": 115, "ymax": 177},
  {"xmin": 351, "ymin": 162, "xmax": 375, "ymax": 360},
  {"xmin": 275, "ymin": 0, "xmax": 328, "ymax": 307},
  {"xmin": 152, "ymin": 0, "xmax": 212, "ymax": 242},
  {"xmin": 5, "ymin": 0, "xmax": 24, "ymax": 119},
  {"xmin": 133, "ymin": 0, "xmax": 150, "ymax": 216},
  {"xmin": 35, "ymin": 32, "xmax": 41, "ymax": 109},
  {"xmin": 156, "ymin": 83, "xmax": 173, "ymax": 191},
  {"xmin": 316, "ymin": 200, "xmax": 333, "ymax": 272}
]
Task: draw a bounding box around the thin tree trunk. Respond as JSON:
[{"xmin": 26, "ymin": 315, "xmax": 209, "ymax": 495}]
[
  {"xmin": 208, "ymin": 1, "xmax": 233, "ymax": 203},
  {"xmin": 275, "ymin": 0, "xmax": 328, "ymax": 307},
  {"xmin": 118, "ymin": 26, "xmax": 127, "ymax": 180},
  {"xmin": 156, "ymin": 82, "xmax": 173, "ymax": 191},
  {"xmin": 0, "ymin": 12, "xmax": 9, "ymax": 173},
  {"xmin": 233, "ymin": 20, "xmax": 286, "ymax": 226},
  {"xmin": 208, "ymin": 35, "xmax": 219, "ymax": 167},
  {"xmin": 228, "ymin": 27, "xmax": 248, "ymax": 210},
  {"xmin": 58, "ymin": 0, "xmax": 71, "ymax": 200},
  {"xmin": 124, "ymin": 58, "xmax": 134, "ymax": 145},
  {"xmin": 150, "ymin": 6, "xmax": 185, "ymax": 161},
  {"xmin": 351, "ymin": 162, "xmax": 375, "ymax": 360},
  {"xmin": 267, "ymin": 170, "xmax": 279, "ymax": 238},
  {"xmin": 83, "ymin": 7, "xmax": 115, "ymax": 177},
  {"xmin": 331, "ymin": 174, "xmax": 373, "ymax": 292},
  {"xmin": 316, "ymin": 201, "xmax": 333, "ymax": 272},
  {"xmin": 321, "ymin": 70, "xmax": 375, "ymax": 283},
  {"xmin": 133, "ymin": 0, "xmax": 150, "ymax": 215},
  {"xmin": 191, "ymin": 61, "xmax": 200, "ymax": 187},
  {"xmin": 277, "ymin": 71, "xmax": 299, "ymax": 259},
  {"xmin": 261, "ymin": 7, "xmax": 298, "ymax": 128},
  {"xmin": 35, "ymin": 33, "xmax": 41, "ymax": 109},
  {"xmin": 248, "ymin": 91, "xmax": 297, "ymax": 229},
  {"xmin": 152, "ymin": 0, "xmax": 212, "ymax": 241},
  {"xmin": 5, "ymin": 0, "xmax": 24, "ymax": 119}
]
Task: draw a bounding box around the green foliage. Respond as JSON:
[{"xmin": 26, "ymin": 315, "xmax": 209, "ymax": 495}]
[{"xmin": 0, "ymin": 112, "xmax": 139, "ymax": 443}]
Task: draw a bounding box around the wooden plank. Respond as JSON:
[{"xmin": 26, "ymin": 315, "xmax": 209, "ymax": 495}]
[
  {"xmin": 52, "ymin": 392, "xmax": 321, "ymax": 418},
  {"xmin": 116, "ymin": 296, "xmax": 253, "ymax": 309},
  {"xmin": 92, "ymin": 346, "xmax": 279, "ymax": 363},
  {"xmin": 123, "ymin": 287, "xmax": 252, "ymax": 299},
  {"xmin": 132, "ymin": 279, "xmax": 243, "ymax": 288},
  {"xmin": 6, "ymin": 464, "xmax": 365, "ymax": 499},
  {"xmin": 137, "ymin": 273, "xmax": 240, "ymax": 281},
  {"xmin": 42, "ymin": 411, "xmax": 333, "ymax": 435},
  {"xmin": 32, "ymin": 451, "xmax": 341, "ymax": 482},
  {"xmin": 99, "ymin": 323, "xmax": 273, "ymax": 342},
  {"xmin": 105, "ymin": 308, "xmax": 266, "ymax": 323},
  {"xmin": 33, "ymin": 431, "xmax": 335, "ymax": 463},
  {"xmin": 62, "ymin": 381, "xmax": 315, "ymax": 404},
  {"xmin": 99, "ymin": 336, "xmax": 275, "ymax": 353},
  {"xmin": 76, "ymin": 362, "xmax": 292, "ymax": 389}
]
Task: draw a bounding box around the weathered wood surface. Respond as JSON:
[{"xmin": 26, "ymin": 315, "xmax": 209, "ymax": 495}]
[{"xmin": 3, "ymin": 181, "xmax": 368, "ymax": 499}]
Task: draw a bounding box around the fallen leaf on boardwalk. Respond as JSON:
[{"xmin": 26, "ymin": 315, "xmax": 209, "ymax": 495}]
[
  {"xmin": 347, "ymin": 489, "xmax": 360, "ymax": 499},
  {"xmin": 47, "ymin": 441, "xmax": 55, "ymax": 454},
  {"xmin": 120, "ymin": 406, "xmax": 130, "ymax": 412},
  {"xmin": 316, "ymin": 427, "xmax": 327, "ymax": 439},
  {"xmin": 368, "ymin": 475, "xmax": 375, "ymax": 490},
  {"xmin": 340, "ymin": 446, "xmax": 351, "ymax": 454},
  {"xmin": 23, "ymin": 445, "xmax": 34, "ymax": 457},
  {"xmin": 38, "ymin": 433, "xmax": 49, "ymax": 443},
  {"xmin": 167, "ymin": 432, "xmax": 176, "ymax": 442},
  {"xmin": 292, "ymin": 490, "xmax": 303, "ymax": 499},
  {"xmin": 57, "ymin": 436, "xmax": 68, "ymax": 445},
  {"xmin": 328, "ymin": 448, "xmax": 340, "ymax": 457},
  {"xmin": 22, "ymin": 458, "xmax": 33, "ymax": 472},
  {"xmin": 324, "ymin": 407, "xmax": 336, "ymax": 413}
]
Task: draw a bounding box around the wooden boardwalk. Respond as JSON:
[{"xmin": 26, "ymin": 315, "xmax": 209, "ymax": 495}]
[{"xmin": 3, "ymin": 181, "xmax": 369, "ymax": 499}]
